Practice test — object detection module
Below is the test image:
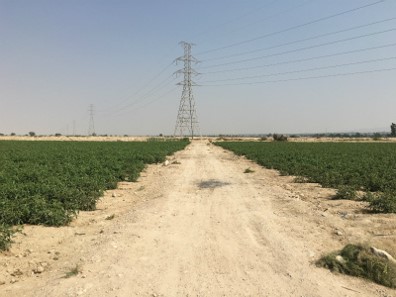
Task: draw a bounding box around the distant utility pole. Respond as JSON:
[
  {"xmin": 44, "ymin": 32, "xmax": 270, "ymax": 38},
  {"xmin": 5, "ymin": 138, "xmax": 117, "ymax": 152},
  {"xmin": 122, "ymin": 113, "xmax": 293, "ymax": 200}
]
[
  {"xmin": 73, "ymin": 120, "xmax": 76, "ymax": 136},
  {"xmin": 88, "ymin": 104, "xmax": 96, "ymax": 136},
  {"xmin": 174, "ymin": 41, "xmax": 200, "ymax": 139}
]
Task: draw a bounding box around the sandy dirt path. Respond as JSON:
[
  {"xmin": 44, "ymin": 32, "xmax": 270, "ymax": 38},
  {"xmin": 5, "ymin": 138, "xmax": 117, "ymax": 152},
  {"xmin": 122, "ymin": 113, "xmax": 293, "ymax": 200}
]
[{"xmin": 2, "ymin": 141, "xmax": 394, "ymax": 296}]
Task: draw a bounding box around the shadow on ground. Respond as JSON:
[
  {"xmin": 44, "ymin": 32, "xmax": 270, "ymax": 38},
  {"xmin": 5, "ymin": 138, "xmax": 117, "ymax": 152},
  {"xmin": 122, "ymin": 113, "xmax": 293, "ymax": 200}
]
[{"xmin": 197, "ymin": 179, "xmax": 231, "ymax": 189}]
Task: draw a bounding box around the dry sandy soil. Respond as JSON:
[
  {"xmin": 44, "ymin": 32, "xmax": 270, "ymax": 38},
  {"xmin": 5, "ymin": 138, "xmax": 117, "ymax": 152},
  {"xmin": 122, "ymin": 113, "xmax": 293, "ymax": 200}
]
[{"xmin": 0, "ymin": 140, "xmax": 395, "ymax": 297}]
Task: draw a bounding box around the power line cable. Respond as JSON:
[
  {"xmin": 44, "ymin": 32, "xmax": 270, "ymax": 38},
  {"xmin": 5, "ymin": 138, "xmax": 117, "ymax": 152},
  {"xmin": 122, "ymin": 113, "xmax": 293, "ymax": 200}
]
[
  {"xmin": 200, "ymin": 56, "xmax": 396, "ymax": 83},
  {"xmin": 199, "ymin": 28, "xmax": 396, "ymax": 69},
  {"xmin": 102, "ymin": 75, "xmax": 177, "ymax": 116},
  {"xmin": 201, "ymin": 17, "xmax": 396, "ymax": 62},
  {"xmin": 202, "ymin": 42, "xmax": 396, "ymax": 74},
  {"xmin": 202, "ymin": 0, "xmax": 315, "ymax": 42},
  {"xmin": 193, "ymin": 0, "xmax": 316, "ymax": 47},
  {"xmin": 193, "ymin": 0, "xmax": 279, "ymax": 42},
  {"xmin": 130, "ymin": 62, "xmax": 173, "ymax": 96},
  {"xmin": 196, "ymin": 0, "xmax": 385, "ymax": 56},
  {"xmin": 97, "ymin": 62, "xmax": 173, "ymax": 113},
  {"xmin": 134, "ymin": 74, "xmax": 175, "ymax": 103},
  {"xmin": 110, "ymin": 86, "xmax": 179, "ymax": 117},
  {"xmin": 202, "ymin": 67, "xmax": 396, "ymax": 86},
  {"xmin": 103, "ymin": 42, "xmax": 181, "ymax": 111},
  {"xmin": 133, "ymin": 86, "xmax": 179, "ymax": 112}
]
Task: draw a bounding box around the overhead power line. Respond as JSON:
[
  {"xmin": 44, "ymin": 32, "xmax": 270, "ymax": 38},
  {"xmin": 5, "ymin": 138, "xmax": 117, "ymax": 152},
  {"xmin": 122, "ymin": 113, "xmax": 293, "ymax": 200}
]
[
  {"xmin": 98, "ymin": 73, "xmax": 176, "ymax": 116},
  {"xmin": 200, "ymin": 56, "xmax": 396, "ymax": 83},
  {"xmin": 202, "ymin": 43, "xmax": 396, "ymax": 75},
  {"xmin": 193, "ymin": 0, "xmax": 279, "ymax": 42},
  {"xmin": 197, "ymin": 0, "xmax": 385, "ymax": 55},
  {"xmin": 133, "ymin": 86, "xmax": 179, "ymax": 112},
  {"xmin": 97, "ymin": 62, "xmax": 174, "ymax": 114},
  {"xmin": 201, "ymin": 17, "xmax": 396, "ymax": 62},
  {"xmin": 105, "ymin": 75, "xmax": 178, "ymax": 117},
  {"xmin": 113, "ymin": 75, "xmax": 176, "ymax": 111},
  {"xmin": 203, "ymin": 0, "xmax": 315, "ymax": 42},
  {"xmin": 202, "ymin": 67, "xmax": 396, "ymax": 87},
  {"xmin": 199, "ymin": 28, "xmax": 396, "ymax": 69},
  {"xmin": 110, "ymin": 86, "xmax": 179, "ymax": 117}
]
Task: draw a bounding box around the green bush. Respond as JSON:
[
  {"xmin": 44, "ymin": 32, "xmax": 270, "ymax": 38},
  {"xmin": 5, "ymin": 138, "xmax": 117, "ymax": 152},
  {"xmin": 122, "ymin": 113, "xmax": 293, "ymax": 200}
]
[
  {"xmin": 364, "ymin": 191, "xmax": 396, "ymax": 213},
  {"xmin": 0, "ymin": 224, "xmax": 15, "ymax": 251},
  {"xmin": 334, "ymin": 186, "xmax": 358, "ymax": 200},
  {"xmin": 272, "ymin": 134, "xmax": 288, "ymax": 141}
]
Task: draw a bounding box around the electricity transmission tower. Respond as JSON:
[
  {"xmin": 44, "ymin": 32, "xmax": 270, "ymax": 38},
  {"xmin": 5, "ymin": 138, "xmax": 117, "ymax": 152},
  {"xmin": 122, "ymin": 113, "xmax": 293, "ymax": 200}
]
[
  {"xmin": 174, "ymin": 41, "xmax": 200, "ymax": 139},
  {"xmin": 88, "ymin": 104, "xmax": 96, "ymax": 136},
  {"xmin": 73, "ymin": 120, "xmax": 76, "ymax": 136}
]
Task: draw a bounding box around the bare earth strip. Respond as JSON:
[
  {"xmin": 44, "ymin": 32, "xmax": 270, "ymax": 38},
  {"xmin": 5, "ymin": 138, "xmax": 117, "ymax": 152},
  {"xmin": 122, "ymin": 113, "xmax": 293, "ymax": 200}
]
[{"xmin": 1, "ymin": 141, "xmax": 395, "ymax": 296}]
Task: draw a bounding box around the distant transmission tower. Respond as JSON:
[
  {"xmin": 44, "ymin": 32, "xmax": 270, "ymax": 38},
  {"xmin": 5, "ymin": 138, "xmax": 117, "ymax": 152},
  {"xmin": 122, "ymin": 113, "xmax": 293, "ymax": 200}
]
[
  {"xmin": 174, "ymin": 41, "xmax": 200, "ymax": 139},
  {"xmin": 88, "ymin": 104, "xmax": 96, "ymax": 136},
  {"xmin": 73, "ymin": 120, "xmax": 76, "ymax": 136}
]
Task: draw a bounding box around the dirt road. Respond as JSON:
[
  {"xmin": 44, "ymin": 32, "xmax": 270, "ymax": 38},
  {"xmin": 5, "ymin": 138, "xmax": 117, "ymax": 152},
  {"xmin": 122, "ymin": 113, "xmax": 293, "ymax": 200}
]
[{"xmin": 2, "ymin": 141, "xmax": 394, "ymax": 296}]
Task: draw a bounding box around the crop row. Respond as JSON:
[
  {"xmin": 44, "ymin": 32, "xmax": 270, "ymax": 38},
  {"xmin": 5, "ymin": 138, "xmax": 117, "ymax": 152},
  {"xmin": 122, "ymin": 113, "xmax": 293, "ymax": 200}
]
[
  {"xmin": 216, "ymin": 142, "xmax": 396, "ymax": 213},
  {"xmin": 0, "ymin": 139, "xmax": 188, "ymax": 249}
]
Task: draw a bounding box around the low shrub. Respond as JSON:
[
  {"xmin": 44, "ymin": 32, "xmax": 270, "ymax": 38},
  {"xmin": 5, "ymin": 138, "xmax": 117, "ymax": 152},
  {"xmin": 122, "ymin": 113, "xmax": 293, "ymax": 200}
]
[
  {"xmin": 364, "ymin": 191, "xmax": 396, "ymax": 213},
  {"xmin": 0, "ymin": 224, "xmax": 15, "ymax": 251},
  {"xmin": 333, "ymin": 186, "xmax": 358, "ymax": 200},
  {"xmin": 272, "ymin": 134, "xmax": 288, "ymax": 142}
]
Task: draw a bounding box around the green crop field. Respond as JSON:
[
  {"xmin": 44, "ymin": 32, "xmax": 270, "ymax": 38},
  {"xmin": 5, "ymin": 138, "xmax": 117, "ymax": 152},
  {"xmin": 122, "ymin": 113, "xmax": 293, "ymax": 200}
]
[
  {"xmin": 0, "ymin": 139, "xmax": 188, "ymax": 249},
  {"xmin": 216, "ymin": 141, "xmax": 396, "ymax": 213}
]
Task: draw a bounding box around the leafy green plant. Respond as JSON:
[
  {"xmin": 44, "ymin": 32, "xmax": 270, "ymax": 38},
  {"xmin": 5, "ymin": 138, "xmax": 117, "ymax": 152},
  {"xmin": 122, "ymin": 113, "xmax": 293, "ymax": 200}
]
[
  {"xmin": 364, "ymin": 191, "xmax": 396, "ymax": 213},
  {"xmin": 334, "ymin": 186, "xmax": 357, "ymax": 200},
  {"xmin": 0, "ymin": 224, "xmax": 15, "ymax": 251}
]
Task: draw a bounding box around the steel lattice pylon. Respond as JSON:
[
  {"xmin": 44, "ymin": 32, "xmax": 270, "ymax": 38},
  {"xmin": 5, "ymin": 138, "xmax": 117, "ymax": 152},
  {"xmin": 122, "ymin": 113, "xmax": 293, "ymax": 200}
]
[
  {"xmin": 174, "ymin": 41, "xmax": 200, "ymax": 139},
  {"xmin": 88, "ymin": 104, "xmax": 96, "ymax": 136}
]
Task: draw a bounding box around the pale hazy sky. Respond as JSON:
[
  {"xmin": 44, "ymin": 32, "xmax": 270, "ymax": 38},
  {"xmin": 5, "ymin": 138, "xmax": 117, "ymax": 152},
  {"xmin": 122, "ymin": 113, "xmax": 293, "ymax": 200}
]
[{"xmin": 1, "ymin": 0, "xmax": 396, "ymax": 135}]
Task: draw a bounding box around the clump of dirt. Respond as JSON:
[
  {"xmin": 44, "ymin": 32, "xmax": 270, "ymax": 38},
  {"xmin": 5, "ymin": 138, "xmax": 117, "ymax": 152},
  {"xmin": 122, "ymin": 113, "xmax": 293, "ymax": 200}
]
[{"xmin": 317, "ymin": 244, "xmax": 396, "ymax": 288}]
